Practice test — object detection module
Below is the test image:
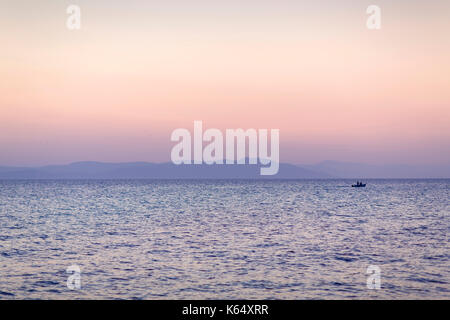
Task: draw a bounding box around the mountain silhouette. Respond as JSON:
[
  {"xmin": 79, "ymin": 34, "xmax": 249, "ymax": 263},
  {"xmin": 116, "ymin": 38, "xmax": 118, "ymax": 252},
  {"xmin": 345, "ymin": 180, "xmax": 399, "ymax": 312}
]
[
  {"xmin": 0, "ymin": 161, "xmax": 331, "ymax": 179},
  {"xmin": 0, "ymin": 160, "xmax": 448, "ymax": 179}
]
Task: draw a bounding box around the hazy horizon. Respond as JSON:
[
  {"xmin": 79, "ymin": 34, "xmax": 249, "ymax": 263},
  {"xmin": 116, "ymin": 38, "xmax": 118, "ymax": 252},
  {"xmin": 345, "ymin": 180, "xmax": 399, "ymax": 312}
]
[
  {"xmin": 1, "ymin": 159, "xmax": 449, "ymax": 179},
  {"xmin": 0, "ymin": 158, "xmax": 450, "ymax": 168},
  {"xmin": 1, "ymin": 158, "xmax": 449, "ymax": 168}
]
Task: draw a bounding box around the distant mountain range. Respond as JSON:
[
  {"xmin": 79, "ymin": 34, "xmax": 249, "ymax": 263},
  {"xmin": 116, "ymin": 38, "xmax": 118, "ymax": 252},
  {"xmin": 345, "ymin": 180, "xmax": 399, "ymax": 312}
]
[
  {"xmin": 0, "ymin": 160, "xmax": 448, "ymax": 179},
  {"xmin": 0, "ymin": 161, "xmax": 330, "ymax": 179}
]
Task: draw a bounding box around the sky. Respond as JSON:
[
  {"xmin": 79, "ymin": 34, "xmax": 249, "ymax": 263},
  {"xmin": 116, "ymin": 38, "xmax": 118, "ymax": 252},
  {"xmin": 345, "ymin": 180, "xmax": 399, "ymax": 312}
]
[{"xmin": 1, "ymin": 0, "xmax": 449, "ymax": 166}]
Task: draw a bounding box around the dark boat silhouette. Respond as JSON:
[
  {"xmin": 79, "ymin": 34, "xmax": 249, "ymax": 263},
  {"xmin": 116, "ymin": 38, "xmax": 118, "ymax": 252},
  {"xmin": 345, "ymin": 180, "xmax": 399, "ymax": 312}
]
[{"xmin": 352, "ymin": 181, "xmax": 366, "ymax": 187}]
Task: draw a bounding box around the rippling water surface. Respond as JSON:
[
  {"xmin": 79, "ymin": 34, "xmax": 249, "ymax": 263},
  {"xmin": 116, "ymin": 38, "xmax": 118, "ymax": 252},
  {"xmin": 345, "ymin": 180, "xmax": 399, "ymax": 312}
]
[{"xmin": 0, "ymin": 179, "xmax": 448, "ymax": 299}]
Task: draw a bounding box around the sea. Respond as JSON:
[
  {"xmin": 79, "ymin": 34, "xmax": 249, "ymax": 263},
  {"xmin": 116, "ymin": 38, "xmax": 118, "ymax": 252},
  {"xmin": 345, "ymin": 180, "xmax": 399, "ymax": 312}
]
[{"xmin": 0, "ymin": 179, "xmax": 448, "ymax": 299}]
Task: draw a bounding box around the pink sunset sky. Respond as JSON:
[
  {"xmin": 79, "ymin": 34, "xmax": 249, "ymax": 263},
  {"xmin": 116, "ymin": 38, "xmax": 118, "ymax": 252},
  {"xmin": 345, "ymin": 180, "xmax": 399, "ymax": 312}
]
[{"xmin": 1, "ymin": 0, "xmax": 449, "ymax": 166}]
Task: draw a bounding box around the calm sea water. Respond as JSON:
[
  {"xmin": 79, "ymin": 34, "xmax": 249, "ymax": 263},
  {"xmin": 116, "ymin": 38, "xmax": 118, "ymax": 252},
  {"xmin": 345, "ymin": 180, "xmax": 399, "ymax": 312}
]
[{"xmin": 0, "ymin": 179, "xmax": 448, "ymax": 299}]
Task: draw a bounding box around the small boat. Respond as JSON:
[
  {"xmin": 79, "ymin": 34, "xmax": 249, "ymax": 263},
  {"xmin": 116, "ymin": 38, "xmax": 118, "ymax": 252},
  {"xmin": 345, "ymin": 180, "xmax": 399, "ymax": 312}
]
[
  {"xmin": 352, "ymin": 181, "xmax": 366, "ymax": 187},
  {"xmin": 352, "ymin": 184, "xmax": 366, "ymax": 187}
]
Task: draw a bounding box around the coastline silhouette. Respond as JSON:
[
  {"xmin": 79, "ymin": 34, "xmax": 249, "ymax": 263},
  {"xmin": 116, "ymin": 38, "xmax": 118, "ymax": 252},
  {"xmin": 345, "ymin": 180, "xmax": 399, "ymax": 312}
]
[{"xmin": 0, "ymin": 160, "xmax": 448, "ymax": 179}]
